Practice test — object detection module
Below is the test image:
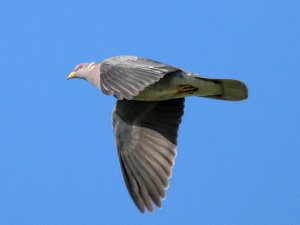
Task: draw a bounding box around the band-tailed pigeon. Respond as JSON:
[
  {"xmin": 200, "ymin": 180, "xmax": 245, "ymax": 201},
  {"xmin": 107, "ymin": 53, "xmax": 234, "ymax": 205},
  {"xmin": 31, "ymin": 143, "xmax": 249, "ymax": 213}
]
[{"xmin": 67, "ymin": 55, "xmax": 248, "ymax": 213}]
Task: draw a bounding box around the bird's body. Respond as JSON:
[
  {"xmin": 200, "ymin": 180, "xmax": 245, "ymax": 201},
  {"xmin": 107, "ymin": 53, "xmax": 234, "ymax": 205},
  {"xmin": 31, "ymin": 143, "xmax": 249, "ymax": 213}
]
[
  {"xmin": 67, "ymin": 55, "xmax": 248, "ymax": 213},
  {"xmin": 132, "ymin": 70, "xmax": 219, "ymax": 101}
]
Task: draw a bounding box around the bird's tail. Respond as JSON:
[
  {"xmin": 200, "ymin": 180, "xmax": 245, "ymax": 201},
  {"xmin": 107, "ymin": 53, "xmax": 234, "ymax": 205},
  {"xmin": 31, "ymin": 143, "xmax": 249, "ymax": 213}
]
[{"xmin": 188, "ymin": 74, "xmax": 248, "ymax": 101}]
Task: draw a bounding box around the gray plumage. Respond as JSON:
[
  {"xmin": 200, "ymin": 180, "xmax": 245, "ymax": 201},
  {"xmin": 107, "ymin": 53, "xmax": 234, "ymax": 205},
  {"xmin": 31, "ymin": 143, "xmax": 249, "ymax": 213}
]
[{"xmin": 67, "ymin": 55, "xmax": 248, "ymax": 213}]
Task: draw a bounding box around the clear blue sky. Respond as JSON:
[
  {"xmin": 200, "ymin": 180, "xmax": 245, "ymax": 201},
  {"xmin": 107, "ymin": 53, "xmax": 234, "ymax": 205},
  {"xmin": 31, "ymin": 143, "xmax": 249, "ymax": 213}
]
[{"xmin": 1, "ymin": 1, "xmax": 299, "ymax": 224}]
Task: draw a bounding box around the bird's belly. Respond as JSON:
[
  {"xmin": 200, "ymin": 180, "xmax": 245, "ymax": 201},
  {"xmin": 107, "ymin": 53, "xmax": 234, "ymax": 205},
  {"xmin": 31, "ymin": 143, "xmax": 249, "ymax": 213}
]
[{"xmin": 132, "ymin": 72, "xmax": 188, "ymax": 101}]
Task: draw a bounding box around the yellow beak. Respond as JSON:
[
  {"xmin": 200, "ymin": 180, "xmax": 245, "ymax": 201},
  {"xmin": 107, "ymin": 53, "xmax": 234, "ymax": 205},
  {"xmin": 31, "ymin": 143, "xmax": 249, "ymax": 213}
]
[{"xmin": 67, "ymin": 72, "xmax": 76, "ymax": 80}]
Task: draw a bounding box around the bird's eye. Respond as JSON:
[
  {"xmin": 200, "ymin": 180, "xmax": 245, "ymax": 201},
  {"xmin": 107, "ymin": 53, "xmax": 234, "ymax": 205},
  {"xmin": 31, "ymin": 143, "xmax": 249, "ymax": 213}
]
[{"xmin": 75, "ymin": 65, "xmax": 83, "ymax": 71}]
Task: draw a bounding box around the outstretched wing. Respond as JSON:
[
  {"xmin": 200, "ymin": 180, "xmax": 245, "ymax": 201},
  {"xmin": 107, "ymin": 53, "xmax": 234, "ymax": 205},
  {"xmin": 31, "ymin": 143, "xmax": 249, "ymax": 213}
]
[
  {"xmin": 100, "ymin": 56, "xmax": 180, "ymax": 100},
  {"xmin": 112, "ymin": 98, "xmax": 184, "ymax": 212}
]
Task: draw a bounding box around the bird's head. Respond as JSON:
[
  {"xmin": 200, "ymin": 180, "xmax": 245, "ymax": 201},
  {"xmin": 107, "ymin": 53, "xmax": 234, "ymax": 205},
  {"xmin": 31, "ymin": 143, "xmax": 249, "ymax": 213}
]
[{"xmin": 67, "ymin": 62, "xmax": 101, "ymax": 88}]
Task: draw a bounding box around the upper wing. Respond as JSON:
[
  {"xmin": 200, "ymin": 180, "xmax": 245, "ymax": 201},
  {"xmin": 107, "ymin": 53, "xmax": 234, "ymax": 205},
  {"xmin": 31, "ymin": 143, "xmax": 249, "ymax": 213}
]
[
  {"xmin": 112, "ymin": 98, "xmax": 185, "ymax": 212},
  {"xmin": 100, "ymin": 56, "xmax": 180, "ymax": 100}
]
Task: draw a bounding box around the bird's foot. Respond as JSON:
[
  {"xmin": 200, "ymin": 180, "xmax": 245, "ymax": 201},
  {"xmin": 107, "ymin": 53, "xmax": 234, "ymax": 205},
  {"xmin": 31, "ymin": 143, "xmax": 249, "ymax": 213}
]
[{"xmin": 177, "ymin": 85, "xmax": 198, "ymax": 94}]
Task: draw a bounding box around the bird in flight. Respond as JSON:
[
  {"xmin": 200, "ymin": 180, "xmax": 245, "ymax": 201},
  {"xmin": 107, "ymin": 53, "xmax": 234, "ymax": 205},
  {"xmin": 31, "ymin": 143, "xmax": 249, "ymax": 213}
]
[{"xmin": 67, "ymin": 55, "xmax": 248, "ymax": 213}]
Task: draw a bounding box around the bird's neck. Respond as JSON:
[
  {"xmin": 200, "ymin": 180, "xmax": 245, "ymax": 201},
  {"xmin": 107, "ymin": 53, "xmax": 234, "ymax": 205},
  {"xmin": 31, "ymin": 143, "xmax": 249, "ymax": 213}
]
[{"xmin": 87, "ymin": 63, "xmax": 101, "ymax": 90}]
